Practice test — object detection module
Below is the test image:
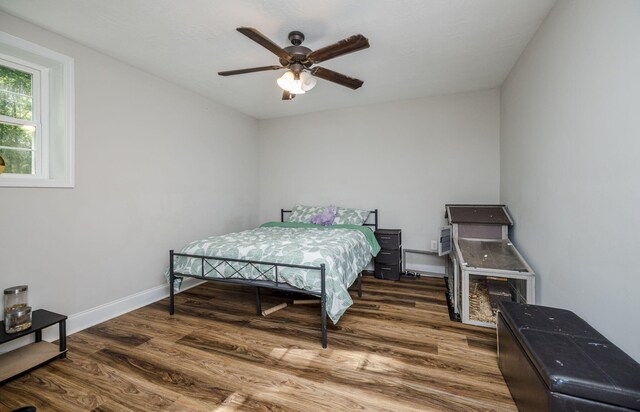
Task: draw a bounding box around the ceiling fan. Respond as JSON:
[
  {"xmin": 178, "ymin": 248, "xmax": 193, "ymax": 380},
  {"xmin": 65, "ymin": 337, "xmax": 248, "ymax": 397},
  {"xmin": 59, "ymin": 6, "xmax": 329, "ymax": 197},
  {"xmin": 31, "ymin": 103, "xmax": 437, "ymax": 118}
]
[{"xmin": 218, "ymin": 27, "xmax": 370, "ymax": 100}]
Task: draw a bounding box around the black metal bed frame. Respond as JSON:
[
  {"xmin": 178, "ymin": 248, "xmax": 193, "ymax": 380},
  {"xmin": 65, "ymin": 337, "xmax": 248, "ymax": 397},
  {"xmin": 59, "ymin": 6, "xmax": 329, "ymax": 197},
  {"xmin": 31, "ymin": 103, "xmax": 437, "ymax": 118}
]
[{"xmin": 169, "ymin": 208, "xmax": 378, "ymax": 348}]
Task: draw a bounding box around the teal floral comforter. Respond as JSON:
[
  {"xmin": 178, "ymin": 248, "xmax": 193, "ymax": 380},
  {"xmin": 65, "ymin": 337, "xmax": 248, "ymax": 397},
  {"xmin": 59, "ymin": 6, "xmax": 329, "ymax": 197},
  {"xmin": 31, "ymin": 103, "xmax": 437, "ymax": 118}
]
[{"xmin": 170, "ymin": 222, "xmax": 380, "ymax": 323}]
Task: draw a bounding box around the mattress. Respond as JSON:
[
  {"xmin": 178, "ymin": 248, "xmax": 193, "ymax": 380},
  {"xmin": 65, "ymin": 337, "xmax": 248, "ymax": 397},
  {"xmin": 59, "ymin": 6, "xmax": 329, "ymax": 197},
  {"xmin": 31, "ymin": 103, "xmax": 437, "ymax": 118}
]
[{"xmin": 169, "ymin": 222, "xmax": 380, "ymax": 323}]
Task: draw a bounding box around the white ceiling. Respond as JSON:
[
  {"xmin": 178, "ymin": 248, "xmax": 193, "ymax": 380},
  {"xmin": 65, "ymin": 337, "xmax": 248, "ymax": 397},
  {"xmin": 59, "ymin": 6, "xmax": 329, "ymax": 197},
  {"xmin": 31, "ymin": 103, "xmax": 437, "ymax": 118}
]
[{"xmin": 0, "ymin": 0, "xmax": 556, "ymax": 119}]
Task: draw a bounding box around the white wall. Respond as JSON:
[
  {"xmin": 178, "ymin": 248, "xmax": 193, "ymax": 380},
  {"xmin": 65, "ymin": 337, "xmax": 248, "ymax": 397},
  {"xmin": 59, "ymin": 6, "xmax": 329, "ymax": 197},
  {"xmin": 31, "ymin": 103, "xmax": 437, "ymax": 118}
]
[
  {"xmin": 259, "ymin": 89, "xmax": 501, "ymax": 270},
  {"xmin": 501, "ymin": 0, "xmax": 640, "ymax": 360},
  {"xmin": 0, "ymin": 12, "xmax": 259, "ymax": 329}
]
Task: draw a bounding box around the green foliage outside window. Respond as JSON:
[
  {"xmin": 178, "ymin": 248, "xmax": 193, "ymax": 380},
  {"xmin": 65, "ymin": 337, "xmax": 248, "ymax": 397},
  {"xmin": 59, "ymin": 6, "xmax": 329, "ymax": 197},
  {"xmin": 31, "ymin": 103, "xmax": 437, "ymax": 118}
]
[{"xmin": 0, "ymin": 64, "xmax": 35, "ymax": 174}]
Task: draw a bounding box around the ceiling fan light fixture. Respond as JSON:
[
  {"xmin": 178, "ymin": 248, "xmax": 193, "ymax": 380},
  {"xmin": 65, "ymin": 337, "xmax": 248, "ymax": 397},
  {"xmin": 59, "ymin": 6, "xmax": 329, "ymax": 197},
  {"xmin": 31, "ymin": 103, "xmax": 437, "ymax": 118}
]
[
  {"xmin": 277, "ymin": 70, "xmax": 313, "ymax": 94},
  {"xmin": 300, "ymin": 71, "xmax": 317, "ymax": 92}
]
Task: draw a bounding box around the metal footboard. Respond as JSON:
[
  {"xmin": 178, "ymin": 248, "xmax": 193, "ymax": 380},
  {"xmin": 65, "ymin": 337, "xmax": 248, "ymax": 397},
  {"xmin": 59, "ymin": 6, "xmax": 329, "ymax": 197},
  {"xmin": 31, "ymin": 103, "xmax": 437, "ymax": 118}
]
[{"xmin": 169, "ymin": 250, "xmax": 331, "ymax": 348}]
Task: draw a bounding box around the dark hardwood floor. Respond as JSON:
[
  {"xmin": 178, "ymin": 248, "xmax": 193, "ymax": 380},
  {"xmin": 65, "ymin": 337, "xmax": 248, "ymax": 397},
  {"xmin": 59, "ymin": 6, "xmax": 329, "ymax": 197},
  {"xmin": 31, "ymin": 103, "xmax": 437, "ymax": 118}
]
[{"xmin": 0, "ymin": 276, "xmax": 516, "ymax": 411}]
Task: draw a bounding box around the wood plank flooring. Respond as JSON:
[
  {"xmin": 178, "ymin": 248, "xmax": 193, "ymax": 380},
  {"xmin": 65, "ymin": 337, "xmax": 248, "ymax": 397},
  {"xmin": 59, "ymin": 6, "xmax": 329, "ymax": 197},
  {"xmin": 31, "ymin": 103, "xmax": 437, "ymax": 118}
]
[{"xmin": 0, "ymin": 276, "xmax": 516, "ymax": 411}]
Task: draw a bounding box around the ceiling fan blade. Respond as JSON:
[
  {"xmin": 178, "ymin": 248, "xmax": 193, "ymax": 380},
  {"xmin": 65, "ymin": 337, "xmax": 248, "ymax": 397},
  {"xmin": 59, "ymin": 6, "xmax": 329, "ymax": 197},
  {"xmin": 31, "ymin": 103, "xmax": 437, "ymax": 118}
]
[
  {"xmin": 218, "ymin": 65, "xmax": 283, "ymax": 76},
  {"xmin": 237, "ymin": 27, "xmax": 292, "ymax": 61},
  {"xmin": 307, "ymin": 34, "xmax": 369, "ymax": 64},
  {"xmin": 310, "ymin": 67, "xmax": 364, "ymax": 90},
  {"xmin": 282, "ymin": 90, "xmax": 296, "ymax": 100}
]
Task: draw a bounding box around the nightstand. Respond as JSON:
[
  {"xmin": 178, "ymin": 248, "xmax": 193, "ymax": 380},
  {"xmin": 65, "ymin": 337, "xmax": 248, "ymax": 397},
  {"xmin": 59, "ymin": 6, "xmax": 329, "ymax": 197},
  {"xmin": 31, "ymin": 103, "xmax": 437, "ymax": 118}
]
[{"xmin": 374, "ymin": 229, "xmax": 402, "ymax": 280}]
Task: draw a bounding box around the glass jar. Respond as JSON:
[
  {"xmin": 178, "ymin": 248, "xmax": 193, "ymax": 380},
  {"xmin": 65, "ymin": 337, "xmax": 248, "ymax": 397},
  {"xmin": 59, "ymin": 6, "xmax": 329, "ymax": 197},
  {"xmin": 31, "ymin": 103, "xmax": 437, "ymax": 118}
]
[
  {"xmin": 4, "ymin": 285, "xmax": 30, "ymax": 332},
  {"xmin": 5, "ymin": 306, "xmax": 32, "ymax": 333}
]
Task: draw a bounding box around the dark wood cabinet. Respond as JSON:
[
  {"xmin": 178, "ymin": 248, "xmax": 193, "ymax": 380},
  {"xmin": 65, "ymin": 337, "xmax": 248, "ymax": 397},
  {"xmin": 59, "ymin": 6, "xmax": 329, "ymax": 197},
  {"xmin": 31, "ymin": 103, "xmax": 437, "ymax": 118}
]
[{"xmin": 374, "ymin": 229, "xmax": 402, "ymax": 280}]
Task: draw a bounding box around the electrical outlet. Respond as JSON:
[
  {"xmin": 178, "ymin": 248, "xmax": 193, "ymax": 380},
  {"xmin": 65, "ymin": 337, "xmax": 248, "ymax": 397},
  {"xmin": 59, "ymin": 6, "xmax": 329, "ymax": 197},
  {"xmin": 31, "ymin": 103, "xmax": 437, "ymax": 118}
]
[{"xmin": 431, "ymin": 240, "xmax": 438, "ymax": 250}]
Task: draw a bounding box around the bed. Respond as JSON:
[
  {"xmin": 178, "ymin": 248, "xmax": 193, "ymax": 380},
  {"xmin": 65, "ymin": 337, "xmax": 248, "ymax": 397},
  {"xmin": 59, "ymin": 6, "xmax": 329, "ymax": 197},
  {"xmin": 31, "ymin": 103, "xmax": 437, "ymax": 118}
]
[{"xmin": 168, "ymin": 208, "xmax": 380, "ymax": 348}]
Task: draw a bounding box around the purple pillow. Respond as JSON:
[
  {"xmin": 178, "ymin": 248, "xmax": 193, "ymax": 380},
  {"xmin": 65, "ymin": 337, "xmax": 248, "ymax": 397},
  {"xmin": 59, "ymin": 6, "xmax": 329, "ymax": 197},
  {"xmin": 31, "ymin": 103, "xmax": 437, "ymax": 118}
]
[{"xmin": 310, "ymin": 206, "xmax": 337, "ymax": 226}]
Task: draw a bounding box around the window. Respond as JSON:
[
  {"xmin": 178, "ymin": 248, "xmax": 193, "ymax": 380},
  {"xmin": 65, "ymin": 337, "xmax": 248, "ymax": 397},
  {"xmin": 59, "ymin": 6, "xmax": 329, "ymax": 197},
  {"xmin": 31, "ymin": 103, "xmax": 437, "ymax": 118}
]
[
  {"xmin": 0, "ymin": 32, "xmax": 74, "ymax": 187},
  {"xmin": 0, "ymin": 58, "xmax": 46, "ymax": 176}
]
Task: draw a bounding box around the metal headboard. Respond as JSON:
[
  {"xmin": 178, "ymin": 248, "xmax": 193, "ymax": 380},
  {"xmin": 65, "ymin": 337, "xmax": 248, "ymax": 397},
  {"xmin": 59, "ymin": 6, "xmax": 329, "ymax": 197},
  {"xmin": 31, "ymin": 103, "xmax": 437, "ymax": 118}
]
[{"xmin": 281, "ymin": 208, "xmax": 378, "ymax": 231}]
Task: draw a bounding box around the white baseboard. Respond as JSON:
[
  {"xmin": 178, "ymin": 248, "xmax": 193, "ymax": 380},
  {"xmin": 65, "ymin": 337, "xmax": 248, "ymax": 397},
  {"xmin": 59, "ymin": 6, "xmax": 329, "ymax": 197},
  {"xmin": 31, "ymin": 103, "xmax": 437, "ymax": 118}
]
[
  {"xmin": 0, "ymin": 278, "xmax": 205, "ymax": 353},
  {"xmin": 62, "ymin": 277, "xmax": 205, "ymax": 337}
]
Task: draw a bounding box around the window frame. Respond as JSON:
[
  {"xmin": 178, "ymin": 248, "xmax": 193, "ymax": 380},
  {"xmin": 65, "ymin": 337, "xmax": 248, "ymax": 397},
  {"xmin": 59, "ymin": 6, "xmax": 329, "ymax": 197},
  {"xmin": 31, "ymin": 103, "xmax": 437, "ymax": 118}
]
[
  {"xmin": 0, "ymin": 54, "xmax": 49, "ymax": 178},
  {"xmin": 0, "ymin": 31, "xmax": 74, "ymax": 188}
]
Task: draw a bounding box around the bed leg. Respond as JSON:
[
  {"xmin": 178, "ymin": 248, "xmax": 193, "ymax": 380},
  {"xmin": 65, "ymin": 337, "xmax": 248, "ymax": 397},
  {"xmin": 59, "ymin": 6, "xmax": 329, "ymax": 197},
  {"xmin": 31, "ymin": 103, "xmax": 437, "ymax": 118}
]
[
  {"xmin": 358, "ymin": 273, "xmax": 363, "ymax": 298},
  {"xmin": 321, "ymin": 264, "xmax": 327, "ymax": 349},
  {"xmin": 169, "ymin": 278, "xmax": 175, "ymax": 315},
  {"xmin": 321, "ymin": 300, "xmax": 327, "ymax": 349},
  {"xmin": 169, "ymin": 250, "xmax": 175, "ymax": 316},
  {"xmin": 255, "ymin": 287, "xmax": 262, "ymax": 315}
]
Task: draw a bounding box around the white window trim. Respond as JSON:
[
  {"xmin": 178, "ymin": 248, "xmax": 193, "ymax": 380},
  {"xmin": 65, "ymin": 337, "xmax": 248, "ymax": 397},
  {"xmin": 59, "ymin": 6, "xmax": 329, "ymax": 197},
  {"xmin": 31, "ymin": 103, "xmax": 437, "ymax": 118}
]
[{"xmin": 0, "ymin": 31, "xmax": 74, "ymax": 188}]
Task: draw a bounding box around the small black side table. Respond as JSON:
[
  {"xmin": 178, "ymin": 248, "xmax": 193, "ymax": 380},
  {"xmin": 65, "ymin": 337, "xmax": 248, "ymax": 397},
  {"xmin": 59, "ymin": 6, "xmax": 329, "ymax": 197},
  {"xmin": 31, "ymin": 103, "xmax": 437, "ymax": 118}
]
[{"xmin": 0, "ymin": 309, "xmax": 67, "ymax": 385}]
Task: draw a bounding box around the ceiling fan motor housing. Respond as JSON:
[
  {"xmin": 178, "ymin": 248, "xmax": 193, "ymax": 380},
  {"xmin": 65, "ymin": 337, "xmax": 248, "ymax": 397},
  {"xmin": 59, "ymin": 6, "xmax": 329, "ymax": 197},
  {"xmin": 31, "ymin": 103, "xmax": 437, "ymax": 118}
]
[
  {"xmin": 278, "ymin": 31, "xmax": 311, "ymax": 66},
  {"xmin": 281, "ymin": 45, "xmax": 312, "ymax": 66}
]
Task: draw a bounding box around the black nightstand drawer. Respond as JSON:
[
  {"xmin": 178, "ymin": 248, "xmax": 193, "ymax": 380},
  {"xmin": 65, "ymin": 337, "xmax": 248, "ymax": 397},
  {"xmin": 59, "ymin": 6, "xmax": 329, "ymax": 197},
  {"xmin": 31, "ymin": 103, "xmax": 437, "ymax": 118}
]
[
  {"xmin": 375, "ymin": 229, "xmax": 401, "ymax": 250},
  {"xmin": 376, "ymin": 249, "xmax": 400, "ymax": 265},
  {"xmin": 374, "ymin": 263, "xmax": 401, "ymax": 281}
]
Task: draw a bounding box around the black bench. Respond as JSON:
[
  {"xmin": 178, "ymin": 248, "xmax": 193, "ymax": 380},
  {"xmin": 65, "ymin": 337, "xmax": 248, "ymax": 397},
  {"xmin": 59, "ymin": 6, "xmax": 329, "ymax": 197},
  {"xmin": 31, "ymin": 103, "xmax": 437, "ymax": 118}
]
[{"xmin": 497, "ymin": 301, "xmax": 640, "ymax": 411}]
